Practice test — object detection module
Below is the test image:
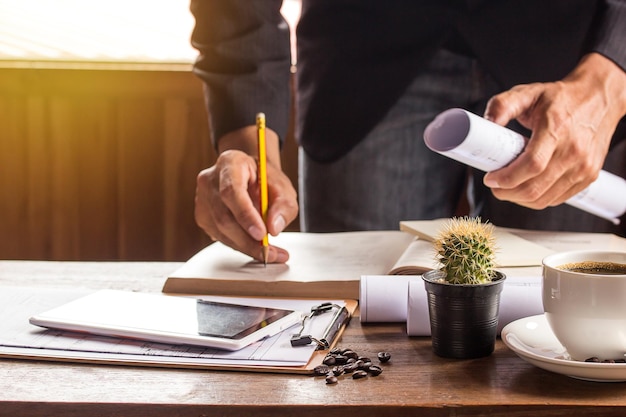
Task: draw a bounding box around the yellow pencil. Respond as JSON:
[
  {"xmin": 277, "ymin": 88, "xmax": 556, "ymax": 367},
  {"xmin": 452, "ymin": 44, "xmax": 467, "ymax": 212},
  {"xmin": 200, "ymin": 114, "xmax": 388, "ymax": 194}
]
[{"xmin": 256, "ymin": 112, "xmax": 269, "ymax": 265}]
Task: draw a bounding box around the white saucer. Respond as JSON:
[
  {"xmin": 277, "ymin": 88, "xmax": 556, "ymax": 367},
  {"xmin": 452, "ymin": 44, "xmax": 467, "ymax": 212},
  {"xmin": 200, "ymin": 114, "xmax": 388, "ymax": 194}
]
[{"xmin": 501, "ymin": 314, "xmax": 626, "ymax": 382}]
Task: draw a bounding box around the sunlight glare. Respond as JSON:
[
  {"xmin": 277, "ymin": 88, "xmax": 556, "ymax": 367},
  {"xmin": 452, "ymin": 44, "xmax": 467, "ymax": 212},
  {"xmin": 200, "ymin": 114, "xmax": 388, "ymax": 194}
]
[{"xmin": 0, "ymin": 0, "xmax": 196, "ymax": 62}]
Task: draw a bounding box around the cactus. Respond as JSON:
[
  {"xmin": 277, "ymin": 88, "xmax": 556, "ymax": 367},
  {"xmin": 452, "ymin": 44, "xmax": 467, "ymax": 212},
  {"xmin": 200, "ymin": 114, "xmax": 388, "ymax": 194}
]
[{"xmin": 434, "ymin": 216, "xmax": 497, "ymax": 284}]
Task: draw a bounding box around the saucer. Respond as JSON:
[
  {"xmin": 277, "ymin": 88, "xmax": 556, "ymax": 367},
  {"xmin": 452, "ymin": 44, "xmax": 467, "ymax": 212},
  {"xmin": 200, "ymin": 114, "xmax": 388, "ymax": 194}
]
[{"xmin": 501, "ymin": 314, "xmax": 626, "ymax": 382}]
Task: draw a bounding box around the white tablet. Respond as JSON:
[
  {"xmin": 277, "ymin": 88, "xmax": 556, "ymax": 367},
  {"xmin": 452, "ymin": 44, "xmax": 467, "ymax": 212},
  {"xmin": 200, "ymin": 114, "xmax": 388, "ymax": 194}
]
[{"xmin": 29, "ymin": 290, "xmax": 303, "ymax": 351}]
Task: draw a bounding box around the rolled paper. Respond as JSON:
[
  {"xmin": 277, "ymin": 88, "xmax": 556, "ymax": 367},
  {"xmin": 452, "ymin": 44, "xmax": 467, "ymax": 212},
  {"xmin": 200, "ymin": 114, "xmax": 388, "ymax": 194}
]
[{"xmin": 359, "ymin": 275, "xmax": 423, "ymax": 323}]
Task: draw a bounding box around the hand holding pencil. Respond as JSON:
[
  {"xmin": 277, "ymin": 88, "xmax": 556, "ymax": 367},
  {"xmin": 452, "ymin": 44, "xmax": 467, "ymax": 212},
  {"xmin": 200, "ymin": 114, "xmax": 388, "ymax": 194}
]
[{"xmin": 192, "ymin": 112, "xmax": 298, "ymax": 264}]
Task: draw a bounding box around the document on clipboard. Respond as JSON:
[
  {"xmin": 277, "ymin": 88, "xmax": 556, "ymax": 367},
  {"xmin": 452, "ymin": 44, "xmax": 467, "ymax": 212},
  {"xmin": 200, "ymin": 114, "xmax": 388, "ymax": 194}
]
[{"xmin": 0, "ymin": 287, "xmax": 356, "ymax": 374}]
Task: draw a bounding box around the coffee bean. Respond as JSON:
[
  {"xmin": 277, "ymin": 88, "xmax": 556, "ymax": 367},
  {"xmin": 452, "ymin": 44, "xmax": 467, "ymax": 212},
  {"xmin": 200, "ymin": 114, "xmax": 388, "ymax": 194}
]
[
  {"xmin": 332, "ymin": 366, "xmax": 344, "ymax": 376},
  {"xmin": 377, "ymin": 351, "xmax": 391, "ymax": 363},
  {"xmin": 584, "ymin": 356, "xmax": 626, "ymax": 363},
  {"xmin": 325, "ymin": 375, "xmax": 338, "ymax": 384},
  {"xmin": 367, "ymin": 365, "xmax": 383, "ymax": 376},
  {"xmin": 333, "ymin": 355, "xmax": 348, "ymax": 365},
  {"xmin": 314, "ymin": 365, "xmax": 330, "ymax": 376},
  {"xmin": 323, "ymin": 355, "xmax": 336, "ymax": 366},
  {"xmin": 342, "ymin": 363, "xmax": 357, "ymax": 373},
  {"xmin": 343, "ymin": 350, "xmax": 358, "ymax": 360},
  {"xmin": 352, "ymin": 370, "xmax": 368, "ymax": 379}
]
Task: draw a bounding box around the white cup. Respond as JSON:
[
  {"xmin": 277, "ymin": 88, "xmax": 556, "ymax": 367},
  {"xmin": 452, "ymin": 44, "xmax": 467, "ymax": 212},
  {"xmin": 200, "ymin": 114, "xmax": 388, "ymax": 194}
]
[{"xmin": 542, "ymin": 250, "xmax": 626, "ymax": 361}]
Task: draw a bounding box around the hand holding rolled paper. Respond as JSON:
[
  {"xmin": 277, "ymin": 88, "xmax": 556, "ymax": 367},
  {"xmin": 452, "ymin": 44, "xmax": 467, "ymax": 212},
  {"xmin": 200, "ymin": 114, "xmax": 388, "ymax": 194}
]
[{"xmin": 424, "ymin": 108, "xmax": 626, "ymax": 224}]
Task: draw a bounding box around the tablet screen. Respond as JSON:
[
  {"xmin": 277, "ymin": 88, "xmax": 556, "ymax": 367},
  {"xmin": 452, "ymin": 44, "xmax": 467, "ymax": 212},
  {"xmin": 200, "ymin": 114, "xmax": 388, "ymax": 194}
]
[{"xmin": 195, "ymin": 300, "xmax": 295, "ymax": 339}]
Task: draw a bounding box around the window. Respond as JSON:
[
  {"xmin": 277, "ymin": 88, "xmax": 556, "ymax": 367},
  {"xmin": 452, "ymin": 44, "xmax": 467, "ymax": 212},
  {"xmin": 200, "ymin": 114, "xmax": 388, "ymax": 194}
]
[
  {"xmin": 0, "ymin": 0, "xmax": 301, "ymax": 65},
  {"xmin": 0, "ymin": 0, "xmax": 196, "ymax": 63}
]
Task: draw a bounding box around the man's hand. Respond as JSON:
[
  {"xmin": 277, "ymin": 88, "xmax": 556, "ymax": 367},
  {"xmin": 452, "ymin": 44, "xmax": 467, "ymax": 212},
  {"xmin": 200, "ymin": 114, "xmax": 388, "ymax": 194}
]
[
  {"xmin": 483, "ymin": 53, "xmax": 626, "ymax": 209},
  {"xmin": 194, "ymin": 127, "xmax": 298, "ymax": 263}
]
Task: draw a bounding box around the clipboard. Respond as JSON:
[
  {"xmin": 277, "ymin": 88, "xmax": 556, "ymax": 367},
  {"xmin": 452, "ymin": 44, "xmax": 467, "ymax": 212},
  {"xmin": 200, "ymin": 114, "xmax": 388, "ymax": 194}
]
[
  {"xmin": 0, "ymin": 286, "xmax": 357, "ymax": 375},
  {"xmin": 193, "ymin": 300, "xmax": 357, "ymax": 374}
]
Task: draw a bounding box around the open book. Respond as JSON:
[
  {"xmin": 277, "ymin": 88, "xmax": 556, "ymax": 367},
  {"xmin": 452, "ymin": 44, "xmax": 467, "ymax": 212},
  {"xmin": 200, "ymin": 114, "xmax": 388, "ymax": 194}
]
[
  {"xmin": 163, "ymin": 221, "xmax": 555, "ymax": 299},
  {"xmin": 164, "ymin": 231, "xmax": 420, "ymax": 299}
]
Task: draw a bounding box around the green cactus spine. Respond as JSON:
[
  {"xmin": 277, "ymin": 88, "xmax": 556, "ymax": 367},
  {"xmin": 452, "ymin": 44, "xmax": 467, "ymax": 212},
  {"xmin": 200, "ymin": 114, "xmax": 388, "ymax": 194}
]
[{"xmin": 434, "ymin": 216, "xmax": 497, "ymax": 285}]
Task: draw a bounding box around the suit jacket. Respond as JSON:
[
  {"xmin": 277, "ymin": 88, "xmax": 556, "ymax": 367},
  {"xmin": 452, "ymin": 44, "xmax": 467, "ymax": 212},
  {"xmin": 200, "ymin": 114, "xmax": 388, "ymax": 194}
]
[{"xmin": 190, "ymin": 0, "xmax": 626, "ymax": 163}]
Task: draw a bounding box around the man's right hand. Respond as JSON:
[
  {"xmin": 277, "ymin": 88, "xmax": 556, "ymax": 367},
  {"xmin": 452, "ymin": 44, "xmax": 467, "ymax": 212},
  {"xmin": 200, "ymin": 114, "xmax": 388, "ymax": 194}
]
[{"xmin": 194, "ymin": 140, "xmax": 298, "ymax": 263}]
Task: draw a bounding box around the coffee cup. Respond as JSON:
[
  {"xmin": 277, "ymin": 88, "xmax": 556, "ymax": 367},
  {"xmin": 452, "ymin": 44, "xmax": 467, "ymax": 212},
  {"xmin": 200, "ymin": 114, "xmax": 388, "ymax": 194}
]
[{"xmin": 542, "ymin": 250, "xmax": 626, "ymax": 362}]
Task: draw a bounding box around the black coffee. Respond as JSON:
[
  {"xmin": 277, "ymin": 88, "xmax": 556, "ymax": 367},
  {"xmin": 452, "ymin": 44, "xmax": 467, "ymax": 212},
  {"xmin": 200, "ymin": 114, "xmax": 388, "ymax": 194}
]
[{"xmin": 558, "ymin": 261, "xmax": 626, "ymax": 275}]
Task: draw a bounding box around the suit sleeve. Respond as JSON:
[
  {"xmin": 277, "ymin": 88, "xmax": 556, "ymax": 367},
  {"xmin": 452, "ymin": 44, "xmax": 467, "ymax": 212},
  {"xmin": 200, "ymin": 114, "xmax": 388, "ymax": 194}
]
[
  {"xmin": 189, "ymin": 0, "xmax": 292, "ymax": 148},
  {"xmin": 590, "ymin": 0, "xmax": 626, "ymax": 72}
]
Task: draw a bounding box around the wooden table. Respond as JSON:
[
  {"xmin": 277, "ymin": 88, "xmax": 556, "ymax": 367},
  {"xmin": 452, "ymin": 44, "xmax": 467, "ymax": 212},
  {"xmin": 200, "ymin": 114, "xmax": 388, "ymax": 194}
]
[{"xmin": 1, "ymin": 260, "xmax": 625, "ymax": 417}]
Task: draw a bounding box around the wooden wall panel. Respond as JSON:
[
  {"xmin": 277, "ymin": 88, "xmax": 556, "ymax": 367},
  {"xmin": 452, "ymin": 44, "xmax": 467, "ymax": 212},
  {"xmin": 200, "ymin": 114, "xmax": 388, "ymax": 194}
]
[
  {"xmin": 0, "ymin": 97, "xmax": 29, "ymax": 259},
  {"xmin": 49, "ymin": 98, "xmax": 82, "ymax": 259},
  {"xmin": 25, "ymin": 97, "xmax": 53, "ymax": 258},
  {"xmin": 0, "ymin": 67, "xmax": 218, "ymax": 261},
  {"xmin": 162, "ymin": 98, "xmax": 214, "ymax": 261},
  {"xmin": 116, "ymin": 99, "xmax": 165, "ymax": 260},
  {"xmin": 73, "ymin": 99, "xmax": 119, "ymax": 260}
]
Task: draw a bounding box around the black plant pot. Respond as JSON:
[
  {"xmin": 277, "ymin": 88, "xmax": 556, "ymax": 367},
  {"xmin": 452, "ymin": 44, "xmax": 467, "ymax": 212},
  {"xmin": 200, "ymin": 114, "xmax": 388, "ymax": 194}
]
[{"xmin": 422, "ymin": 270, "xmax": 506, "ymax": 359}]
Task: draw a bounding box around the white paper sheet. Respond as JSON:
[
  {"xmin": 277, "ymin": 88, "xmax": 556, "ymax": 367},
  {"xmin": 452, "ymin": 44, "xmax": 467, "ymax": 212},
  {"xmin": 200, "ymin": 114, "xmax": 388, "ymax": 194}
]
[
  {"xmin": 359, "ymin": 275, "xmax": 424, "ymax": 322},
  {"xmin": 424, "ymin": 108, "xmax": 626, "ymax": 224},
  {"xmin": 406, "ymin": 280, "xmax": 430, "ymax": 336}
]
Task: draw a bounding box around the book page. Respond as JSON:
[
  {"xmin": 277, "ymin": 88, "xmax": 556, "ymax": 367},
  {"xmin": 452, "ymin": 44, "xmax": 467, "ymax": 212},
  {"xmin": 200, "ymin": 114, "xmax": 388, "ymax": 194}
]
[
  {"xmin": 502, "ymin": 227, "xmax": 626, "ymax": 253},
  {"xmin": 400, "ymin": 219, "xmax": 555, "ymax": 267},
  {"xmin": 170, "ymin": 231, "xmax": 415, "ymax": 283},
  {"xmin": 387, "ymin": 238, "xmax": 437, "ymax": 275}
]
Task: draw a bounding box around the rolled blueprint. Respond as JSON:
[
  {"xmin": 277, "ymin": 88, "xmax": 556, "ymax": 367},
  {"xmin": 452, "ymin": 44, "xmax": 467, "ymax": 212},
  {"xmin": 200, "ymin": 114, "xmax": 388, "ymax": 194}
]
[
  {"xmin": 424, "ymin": 108, "xmax": 626, "ymax": 224},
  {"xmin": 359, "ymin": 275, "xmax": 423, "ymax": 322}
]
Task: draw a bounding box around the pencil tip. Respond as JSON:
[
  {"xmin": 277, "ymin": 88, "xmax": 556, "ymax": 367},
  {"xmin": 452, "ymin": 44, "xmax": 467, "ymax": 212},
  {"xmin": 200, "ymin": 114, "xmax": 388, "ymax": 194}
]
[{"xmin": 262, "ymin": 246, "xmax": 269, "ymax": 266}]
